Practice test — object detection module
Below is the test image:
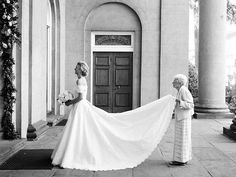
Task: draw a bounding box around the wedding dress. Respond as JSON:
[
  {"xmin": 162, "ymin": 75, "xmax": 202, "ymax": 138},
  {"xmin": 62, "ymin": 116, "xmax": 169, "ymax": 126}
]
[{"xmin": 51, "ymin": 77, "xmax": 176, "ymax": 170}]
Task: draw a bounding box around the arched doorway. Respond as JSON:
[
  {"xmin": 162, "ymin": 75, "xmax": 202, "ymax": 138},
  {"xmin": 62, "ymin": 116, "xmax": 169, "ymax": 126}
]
[
  {"xmin": 85, "ymin": 2, "xmax": 142, "ymax": 112},
  {"xmin": 46, "ymin": 0, "xmax": 60, "ymax": 116}
]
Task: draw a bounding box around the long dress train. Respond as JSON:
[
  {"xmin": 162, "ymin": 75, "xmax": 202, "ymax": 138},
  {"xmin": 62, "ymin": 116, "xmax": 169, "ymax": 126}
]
[{"xmin": 51, "ymin": 78, "xmax": 176, "ymax": 170}]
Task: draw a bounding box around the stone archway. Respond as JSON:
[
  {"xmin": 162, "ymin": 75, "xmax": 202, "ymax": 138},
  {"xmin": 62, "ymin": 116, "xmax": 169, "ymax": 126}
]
[
  {"xmin": 84, "ymin": 2, "xmax": 142, "ymax": 109},
  {"xmin": 46, "ymin": 0, "xmax": 61, "ymax": 116}
]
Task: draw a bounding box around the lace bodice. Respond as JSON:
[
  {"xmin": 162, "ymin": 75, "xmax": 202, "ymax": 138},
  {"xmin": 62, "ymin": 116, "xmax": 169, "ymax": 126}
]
[{"xmin": 76, "ymin": 77, "xmax": 87, "ymax": 99}]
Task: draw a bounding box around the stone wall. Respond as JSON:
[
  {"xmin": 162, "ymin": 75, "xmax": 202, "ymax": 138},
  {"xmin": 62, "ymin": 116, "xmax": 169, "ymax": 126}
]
[{"xmin": 65, "ymin": 0, "xmax": 162, "ymax": 105}]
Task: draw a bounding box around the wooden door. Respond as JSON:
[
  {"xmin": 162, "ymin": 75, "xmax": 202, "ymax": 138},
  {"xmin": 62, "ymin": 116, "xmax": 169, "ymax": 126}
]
[{"xmin": 93, "ymin": 52, "xmax": 133, "ymax": 113}]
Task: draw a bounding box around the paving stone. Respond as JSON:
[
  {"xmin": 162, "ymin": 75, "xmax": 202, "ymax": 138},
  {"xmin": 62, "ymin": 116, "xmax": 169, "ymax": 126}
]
[
  {"xmin": 133, "ymin": 146, "xmax": 172, "ymax": 177},
  {"xmin": 133, "ymin": 159, "xmax": 171, "ymax": 177},
  {"xmin": 0, "ymin": 170, "xmax": 54, "ymax": 177},
  {"xmin": 211, "ymin": 142, "xmax": 236, "ymax": 153},
  {"xmin": 193, "ymin": 147, "xmax": 229, "ymax": 161},
  {"xmin": 159, "ymin": 143, "xmax": 173, "ymax": 152},
  {"xmin": 192, "ymin": 137, "xmax": 213, "ymax": 147},
  {"xmin": 199, "ymin": 160, "xmax": 236, "ymax": 177},
  {"xmin": 226, "ymin": 153, "xmax": 236, "ymax": 163},
  {"xmin": 159, "ymin": 143, "xmax": 173, "ymax": 161},
  {"xmin": 52, "ymin": 175, "xmax": 90, "ymax": 177},
  {"xmin": 194, "ymin": 128, "xmax": 219, "ymax": 136},
  {"xmin": 169, "ymin": 168, "xmax": 211, "ymax": 177},
  {"xmin": 192, "ymin": 119, "xmax": 226, "ymax": 135},
  {"xmin": 168, "ymin": 161, "xmax": 212, "ymax": 177},
  {"xmin": 203, "ymin": 134, "xmax": 234, "ymax": 143},
  {"xmin": 148, "ymin": 147, "xmax": 163, "ymax": 161},
  {"xmin": 2, "ymin": 119, "xmax": 236, "ymax": 177},
  {"xmin": 160, "ymin": 151, "xmax": 173, "ymax": 162},
  {"xmin": 94, "ymin": 169, "xmax": 132, "ymax": 177},
  {"xmin": 53, "ymin": 169, "xmax": 94, "ymax": 177},
  {"xmin": 215, "ymin": 119, "xmax": 232, "ymax": 127}
]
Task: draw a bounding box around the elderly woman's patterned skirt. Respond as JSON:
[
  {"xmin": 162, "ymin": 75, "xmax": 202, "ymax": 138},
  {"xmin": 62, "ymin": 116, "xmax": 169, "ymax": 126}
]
[{"xmin": 173, "ymin": 117, "xmax": 192, "ymax": 163}]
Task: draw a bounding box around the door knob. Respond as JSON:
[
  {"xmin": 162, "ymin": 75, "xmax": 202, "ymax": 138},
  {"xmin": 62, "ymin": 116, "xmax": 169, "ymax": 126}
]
[{"xmin": 114, "ymin": 86, "xmax": 121, "ymax": 90}]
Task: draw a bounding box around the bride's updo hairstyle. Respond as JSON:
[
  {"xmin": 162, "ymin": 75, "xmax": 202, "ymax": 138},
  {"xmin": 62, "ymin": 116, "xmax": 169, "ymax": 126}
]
[{"xmin": 77, "ymin": 61, "xmax": 89, "ymax": 77}]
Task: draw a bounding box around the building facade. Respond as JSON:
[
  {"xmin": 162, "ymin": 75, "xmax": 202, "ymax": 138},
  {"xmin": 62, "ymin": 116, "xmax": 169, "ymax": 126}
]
[{"xmin": 0, "ymin": 0, "xmax": 230, "ymax": 139}]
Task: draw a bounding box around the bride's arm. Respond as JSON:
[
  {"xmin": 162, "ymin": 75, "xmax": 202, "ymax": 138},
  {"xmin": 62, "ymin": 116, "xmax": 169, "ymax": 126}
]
[{"xmin": 65, "ymin": 93, "xmax": 82, "ymax": 106}]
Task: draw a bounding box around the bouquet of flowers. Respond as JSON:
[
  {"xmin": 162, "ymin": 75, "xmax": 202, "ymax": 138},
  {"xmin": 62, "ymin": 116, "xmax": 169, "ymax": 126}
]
[{"xmin": 57, "ymin": 90, "xmax": 74, "ymax": 105}]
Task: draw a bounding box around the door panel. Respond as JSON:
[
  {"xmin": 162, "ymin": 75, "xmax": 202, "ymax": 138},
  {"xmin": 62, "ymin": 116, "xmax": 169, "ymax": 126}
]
[
  {"xmin": 93, "ymin": 53, "xmax": 112, "ymax": 112},
  {"xmin": 95, "ymin": 93, "xmax": 109, "ymax": 106},
  {"xmin": 95, "ymin": 69, "xmax": 110, "ymax": 86},
  {"xmin": 113, "ymin": 53, "xmax": 132, "ymax": 112},
  {"xmin": 115, "ymin": 69, "xmax": 129, "ymax": 85},
  {"xmin": 115, "ymin": 57, "xmax": 130, "ymax": 66},
  {"xmin": 93, "ymin": 52, "xmax": 132, "ymax": 113}
]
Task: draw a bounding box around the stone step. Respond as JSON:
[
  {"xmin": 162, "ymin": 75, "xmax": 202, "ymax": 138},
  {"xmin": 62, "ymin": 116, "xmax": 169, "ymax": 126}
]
[
  {"xmin": 0, "ymin": 139, "xmax": 26, "ymax": 165},
  {"xmin": 47, "ymin": 115, "xmax": 65, "ymax": 127}
]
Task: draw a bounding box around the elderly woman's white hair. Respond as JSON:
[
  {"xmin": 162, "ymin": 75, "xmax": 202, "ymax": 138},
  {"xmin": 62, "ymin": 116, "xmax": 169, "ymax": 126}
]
[{"xmin": 173, "ymin": 74, "xmax": 188, "ymax": 86}]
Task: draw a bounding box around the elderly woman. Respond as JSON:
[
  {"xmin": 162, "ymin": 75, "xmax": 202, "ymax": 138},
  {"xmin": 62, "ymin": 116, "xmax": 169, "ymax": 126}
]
[{"xmin": 169, "ymin": 74, "xmax": 194, "ymax": 166}]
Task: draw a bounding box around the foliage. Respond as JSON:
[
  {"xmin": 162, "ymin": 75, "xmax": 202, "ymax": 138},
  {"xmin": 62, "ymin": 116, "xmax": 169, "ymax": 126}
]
[
  {"xmin": 225, "ymin": 73, "xmax": 236, "ymax": 115},
  {"xmin": 226, "ymin": 85, "xmax": 232, "ymax": 104},
  {"xmin": 0, "ymin": 0, "xmax": 20, "ymax": 139},
  {"xmin": 188, "ymin": 62, "xmax": 198, "ymax": 99},
  {"xmin": 228, "ymin": 95, "xmax": 236, "ymax": 115},
  {"xmin": 190, "ymin": 0, "xmax": 236, "ymax": 24},
  {"xmin": 227, "ymin": 0, "xmax": 236, "ymax": 24}
]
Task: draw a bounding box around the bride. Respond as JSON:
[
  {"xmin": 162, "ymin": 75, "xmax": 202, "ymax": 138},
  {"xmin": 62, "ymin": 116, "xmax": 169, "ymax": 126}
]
[{"xmin": 51, "ymin": 61, "xmax": 176, "ymax": 170}]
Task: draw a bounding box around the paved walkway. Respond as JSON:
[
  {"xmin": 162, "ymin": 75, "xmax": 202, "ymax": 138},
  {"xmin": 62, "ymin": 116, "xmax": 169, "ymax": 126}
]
[{"xmin": 0, "ymin": 118, "xmax": 236, "ymax": 177}]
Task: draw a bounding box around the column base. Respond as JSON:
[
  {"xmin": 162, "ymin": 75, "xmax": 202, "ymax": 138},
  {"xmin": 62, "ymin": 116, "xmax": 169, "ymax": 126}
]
[
  {"xmin": 194, "ymin": 104, "xmax": 234, "ymax": 119},
  {"xmin": 194, "ymin": 112, "xmax": 234, "ymax": 119},
  {"xmin": 195, "ymin": 104, "xmax": 229, "ymax": 113},
  {"xmin": 27, "ymin": 120, "xmax": 49, "ymax": 141}
]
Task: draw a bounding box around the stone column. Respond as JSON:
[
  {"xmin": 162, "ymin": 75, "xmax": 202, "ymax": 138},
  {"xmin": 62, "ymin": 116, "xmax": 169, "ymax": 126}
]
[
  {"xmin": 26, "ymin": 0, "xmax": 49, "ymax": 140},
  {"xmin": 195, "ymin": 0, "xmax": 232, "ymax": 118}
]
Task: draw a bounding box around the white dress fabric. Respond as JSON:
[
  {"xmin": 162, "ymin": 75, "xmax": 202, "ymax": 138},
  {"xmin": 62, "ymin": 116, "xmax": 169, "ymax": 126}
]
[
  {"xmin": 173, "ymin": 85, "xmax": 194, "ymax": 163},
  {"xmin": 51, "ymin": 78, "xmax": 176, "ymax": 170}
]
